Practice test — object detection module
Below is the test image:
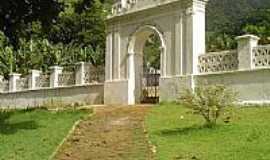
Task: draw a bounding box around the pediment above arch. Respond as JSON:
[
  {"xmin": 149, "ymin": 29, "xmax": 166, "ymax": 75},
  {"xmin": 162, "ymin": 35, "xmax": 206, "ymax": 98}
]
[{"xmin": 109, "ymin": 0, "xmax": 208, "ymax": 19}]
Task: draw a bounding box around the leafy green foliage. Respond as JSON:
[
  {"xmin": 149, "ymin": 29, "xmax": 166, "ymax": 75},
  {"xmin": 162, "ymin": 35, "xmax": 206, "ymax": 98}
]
[
  {"xmin": 0, "ymin": 36, "xmax": 104, "ymax": 77},
  {"xmin": 0, "ymin": 0, "xmax": 63, "ymax": 46},
  {"xmin": 143, "ymin": 34, "xmax": 161, "ymax": 70},
  {"xmin": 0, "ymin": 0, "xmax": 107, "ymax": 77},
  {"xmin": 206, "ymin": 0, "xmax": 270, "ymax": 51},
  {"xmin": 179, "ymin": 85, "xmax": 237, "ymax": 127},
  {"xmin": 1, "ymin": 0, "xmax": 270, "ymax": 76},
  {"xmin": 48, "ymin": 0, "xmax": 106, "ymax": 49},
  {"xmin": 206, "ymin": 32, "xmax": 237, "ymax": 52},
  {"xmin": 242, "ymin": 9, "xmax": 270, "ymax": 44}
]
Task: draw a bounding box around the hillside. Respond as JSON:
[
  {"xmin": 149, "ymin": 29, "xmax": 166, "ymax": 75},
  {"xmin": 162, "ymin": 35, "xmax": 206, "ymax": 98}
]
[{"xmin": 207, "ymin": 0, "xmax": 270, "ymax": 34}]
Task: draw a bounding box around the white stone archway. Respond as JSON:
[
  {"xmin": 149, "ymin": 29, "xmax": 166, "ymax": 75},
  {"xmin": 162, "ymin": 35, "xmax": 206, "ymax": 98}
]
[
  {"xmin": 104, "ymin": 0, "xmax": 208, "ymax": 105},
  {"xmin": 127, "ymin": 25, "xmax": 166, "ymax": 104}
]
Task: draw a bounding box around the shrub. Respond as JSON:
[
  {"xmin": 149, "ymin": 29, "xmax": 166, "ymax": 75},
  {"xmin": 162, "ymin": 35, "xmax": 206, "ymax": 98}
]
[
  {"xmin": 0, "ymin": 109, "xmax": 13, "ymax": 125},
  {"xmin": 178, "ymin": 85, "xmax": 237, "ymax": 127}
]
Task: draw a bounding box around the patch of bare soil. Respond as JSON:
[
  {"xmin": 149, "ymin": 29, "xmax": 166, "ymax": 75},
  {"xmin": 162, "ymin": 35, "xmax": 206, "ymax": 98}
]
[{"xmin": 54, "ymin": 106, "xmax": 153, "ymax": 160}]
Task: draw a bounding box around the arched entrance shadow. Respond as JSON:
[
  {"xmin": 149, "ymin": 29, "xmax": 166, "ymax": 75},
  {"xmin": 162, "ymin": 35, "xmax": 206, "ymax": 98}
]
[{"xmin": 127, "ymin": 25, "xmax": 166, "ymax": 104}]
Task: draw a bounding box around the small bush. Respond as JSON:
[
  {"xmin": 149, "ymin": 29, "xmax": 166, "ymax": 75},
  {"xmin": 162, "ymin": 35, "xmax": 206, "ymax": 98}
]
[
  {"xmin": 0, "ymin": 110, "xmax": 13, "ymax": 125},
  {"xmin": 178, "ymin": 85, "xmax": 237, "ymax": 127}
]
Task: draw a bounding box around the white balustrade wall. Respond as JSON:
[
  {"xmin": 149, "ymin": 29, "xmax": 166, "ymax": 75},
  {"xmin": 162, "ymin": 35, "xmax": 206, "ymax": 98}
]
[
  {"xmin": 0, "ymin": 62, "xmax": 105, "ymax": 93},
  {"xmin": 252, "ymin": 45, "xmax": 270, "ymax": 68},
  {"xmin": 192, "ymin": 34, "xmax": 270, "ymax": 104},
  {"xmin": 198, "ymin": 50, "xmax": 238, "ymax": 73},
  {"xmin": 198, "ymin": 34, "xmax": 269, "ymax": 74},
  {"xmin": 0, "ymin": 62, "xmax": 105, "ymax": 108}
]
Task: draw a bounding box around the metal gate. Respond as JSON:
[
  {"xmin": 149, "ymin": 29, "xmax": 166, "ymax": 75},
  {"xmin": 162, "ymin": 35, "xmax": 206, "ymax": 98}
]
[{"xmin": 141, "ymin": 71, "xmax": 160, "ymax": 104}]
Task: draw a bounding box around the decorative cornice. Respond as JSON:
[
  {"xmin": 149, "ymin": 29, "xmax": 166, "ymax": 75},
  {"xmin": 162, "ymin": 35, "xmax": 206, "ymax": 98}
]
[{"xmin": 107, "ymin": 0, "xmax": 207, "ymax": 24}]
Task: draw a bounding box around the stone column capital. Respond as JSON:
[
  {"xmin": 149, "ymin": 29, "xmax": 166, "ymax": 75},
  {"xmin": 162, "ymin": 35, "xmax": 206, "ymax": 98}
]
[
  {"xmin": 235, "ymin": 34, "xmax": 260, "ymax": 41},
  {"xmin": 49, "ymin": 66, "xmax": 63, "ymax": 71}
]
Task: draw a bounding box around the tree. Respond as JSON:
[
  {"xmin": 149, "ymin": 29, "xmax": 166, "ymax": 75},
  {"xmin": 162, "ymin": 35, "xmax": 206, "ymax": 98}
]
[
  {"xmin": 48, "ymin": 0, "xmax": 106, "ymax": 48},
  {"xmin": 143, "ymin": 34, "xmax": 161, "ymax": 70},
  {"xmin": 0, "ymin": 0, "xmax": 63, "ymax": 47},
  {"xmin": 206, "ymin": 0, "xmax": 270, "ymax": 51},
  {"xmin": 242, "ymin": 9, "xmax": 270, "ymax": 44}
]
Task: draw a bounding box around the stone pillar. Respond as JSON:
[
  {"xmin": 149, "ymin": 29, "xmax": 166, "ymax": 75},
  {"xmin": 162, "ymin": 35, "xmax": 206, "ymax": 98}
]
[
  {"xmin": 0, "ymin": 75, "xmax": 3, "ymax": 84},
  {"xmin": 160, "ymin": 46, "xmax": 166, "ymax": 77},
  {"xmin": 0, "ymin": 75, "xmax": 4, "ymax": 92},
  {"xmin": 128, "ymin": 52, "xmax": 135, "ymax": 105},
  {"xmin": 28, "ymin": 70, "xmax": 41, "ymax": 90},
  {"xmin": 134, "ymin": 53, "xmax": 143, "ymax": 103},
  {"xmin": 75, "ymin": 62, "xmax": 86, "ymax": 85},
  {"xmin": 105, "ymin": 32, "xmax": 113, "ymax": 81},
  {"xmin": 49, "ymin": 66, "xmax": 63, "ymax": 88},
  {"xmin": 184, "ymin": 0, "xmax": 207, "ymax": 75},
  {"xmin": 127, "ymin": 52, "xmax": 144, "ymax": 104},
  {"xmin": 236, "ymin": 34, "xmax": 260, "ymax": 70},
  {"xmin": 175, "ymin": 13, "xmax": 184, "ymax": 76},
  {"xmin": 9, "ymin": 73, "xmax": 21, "ymax": 92},
  {"xmin": 121, "ymin": 0, "xmax": 127, "ymax": 9}
]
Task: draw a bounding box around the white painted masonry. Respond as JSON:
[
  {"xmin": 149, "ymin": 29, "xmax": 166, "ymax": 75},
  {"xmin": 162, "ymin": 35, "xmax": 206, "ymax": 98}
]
[
  {"xmin": 50, "ymin": 66, "xmax": 63, "ymax": 88},
  {"xmin": 9, "ymin": 73, "xmax": 21, "ymax": 92},
  {"xmin": 105, "ymin": 0, "xmax": 270, "ymax": 105},
  {"xmin": 2, "ymin": 0, "xmax": 270, "ymax": 107},
  {"xmin": 29, "ymin": 70, "xmax": 41, "ymax": 89},
  {"xmin": 105, "ymin": 0, "xmax": 208, "ymax": 105},
  {"xmin": 0, "ymin": 62, "xmax": 104, "ymax": 108}
]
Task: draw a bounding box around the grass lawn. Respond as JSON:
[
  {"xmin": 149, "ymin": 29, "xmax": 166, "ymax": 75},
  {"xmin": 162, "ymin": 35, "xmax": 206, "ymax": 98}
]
[
  {"xmin": 0, "ymin": 108, "xmax": 89, "ymax": 160},
  {"xmin": 146, "ymin": 103, "xmax": 270, "ymax": 160}
]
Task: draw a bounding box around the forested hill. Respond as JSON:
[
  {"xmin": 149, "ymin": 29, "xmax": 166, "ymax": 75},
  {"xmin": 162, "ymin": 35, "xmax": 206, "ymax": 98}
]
[
  {"xmin": 207, "ymin": 0, "xmax": 270, "ymax": 34},
  {"xmin": 206, "ymin": 0, "xmax": 270, "ymax": 51}
]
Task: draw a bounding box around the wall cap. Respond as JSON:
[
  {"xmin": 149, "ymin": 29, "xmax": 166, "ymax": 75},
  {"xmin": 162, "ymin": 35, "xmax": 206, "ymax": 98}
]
[
  {"xmin": 9, "ymin": 73, "xmax": 21, "ymax": 76},
  {"xmin": 75, "ymin": 62, "xmax": 86, "ymax": 65},
  {"xmin": 235, "ymin": 34, "xmax": 260, "ymax": 41},
  {"xmin": 30, "ymin": 70, "xmax": 42, "ymax": 74},
  {"xmin": 49, "ymin": 66, "xmax": 63, "ymax": 70}
]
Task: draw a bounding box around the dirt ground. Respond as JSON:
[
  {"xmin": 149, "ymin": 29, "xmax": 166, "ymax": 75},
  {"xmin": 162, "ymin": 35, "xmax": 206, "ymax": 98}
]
[{"xmin": 54, "ymin": 106, "xmax": 153, "ymax": 160}]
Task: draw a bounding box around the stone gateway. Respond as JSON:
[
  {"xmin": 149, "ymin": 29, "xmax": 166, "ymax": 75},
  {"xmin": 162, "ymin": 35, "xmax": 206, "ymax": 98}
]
[
  {"xmin": 105, "ymin": 0, "xmax": 270, "ymax": 105},
  {"xmin": 1, "ymin": 0, "xmax": 270, "ymax": 108},
  {"xmin": 105, "ymin": 0, "xmax": 208, "ymax": 105}
]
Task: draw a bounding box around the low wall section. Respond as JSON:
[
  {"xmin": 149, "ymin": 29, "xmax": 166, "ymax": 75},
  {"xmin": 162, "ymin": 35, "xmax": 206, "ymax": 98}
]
[
  {"xmin": 160, "ymin": 69, "xmax": 270, "ymax": 104},
  {"xmin": 195, "ymin": 69, "xmax": 270, "ymax": 104},
  {"xmin": 0, "ymin": 84, "xmax": 104, "ymax": 108}
]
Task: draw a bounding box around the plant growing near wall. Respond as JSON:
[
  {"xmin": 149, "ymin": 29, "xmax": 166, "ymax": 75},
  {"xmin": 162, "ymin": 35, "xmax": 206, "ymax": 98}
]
[
  {"xmin": 0, "ymin": 109, "xmax": 13, "ymax": 125},
  {"xmin": 178, "ymin": 84, "xmax": 237, "ymax": 127}
]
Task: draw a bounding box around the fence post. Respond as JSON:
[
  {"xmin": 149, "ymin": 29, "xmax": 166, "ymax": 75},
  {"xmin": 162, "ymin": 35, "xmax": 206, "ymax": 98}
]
[
  {"xmin": 75, "ymin": 62, "xmax": 86, "ymax": 85},
  {"xmin": 9, "ymin": 73, "xmax": 21, "ymax": 92},
  {"xmin": 29, "ymin": 70, "xmax": 41, "ymax": 90},
  {"xmin": 49, "ymin": 66, "xmax": 63, "ymax": 88},
  {"xmin": 0, "ymin": 75, "xmax": 4, "ymax": 92},
  {"xmin": 236, "ymin": 34, "xmax": 260, "ymax": 70}
]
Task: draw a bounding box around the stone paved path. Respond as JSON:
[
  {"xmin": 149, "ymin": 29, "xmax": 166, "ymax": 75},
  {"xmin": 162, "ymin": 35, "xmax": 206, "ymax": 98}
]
[{"xmin": 54, "ymin": 106, "xmax": 153, "ymax": 160}]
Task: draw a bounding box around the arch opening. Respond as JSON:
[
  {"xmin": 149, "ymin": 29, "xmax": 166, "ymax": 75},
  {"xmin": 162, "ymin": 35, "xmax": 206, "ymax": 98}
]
[{"xmin": 128, "ymin": 25, "xmax": 166, "ymax": 104}]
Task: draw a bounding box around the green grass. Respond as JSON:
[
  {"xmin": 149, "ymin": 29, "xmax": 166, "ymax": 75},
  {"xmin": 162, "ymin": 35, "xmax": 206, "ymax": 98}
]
[
  {"xmin": 0, "ymin": 108, "xmax": 89, "ymax": 160},
  {"xmin": 146, "ymin": 103, "xmax": 270, "ymax": 160}
]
